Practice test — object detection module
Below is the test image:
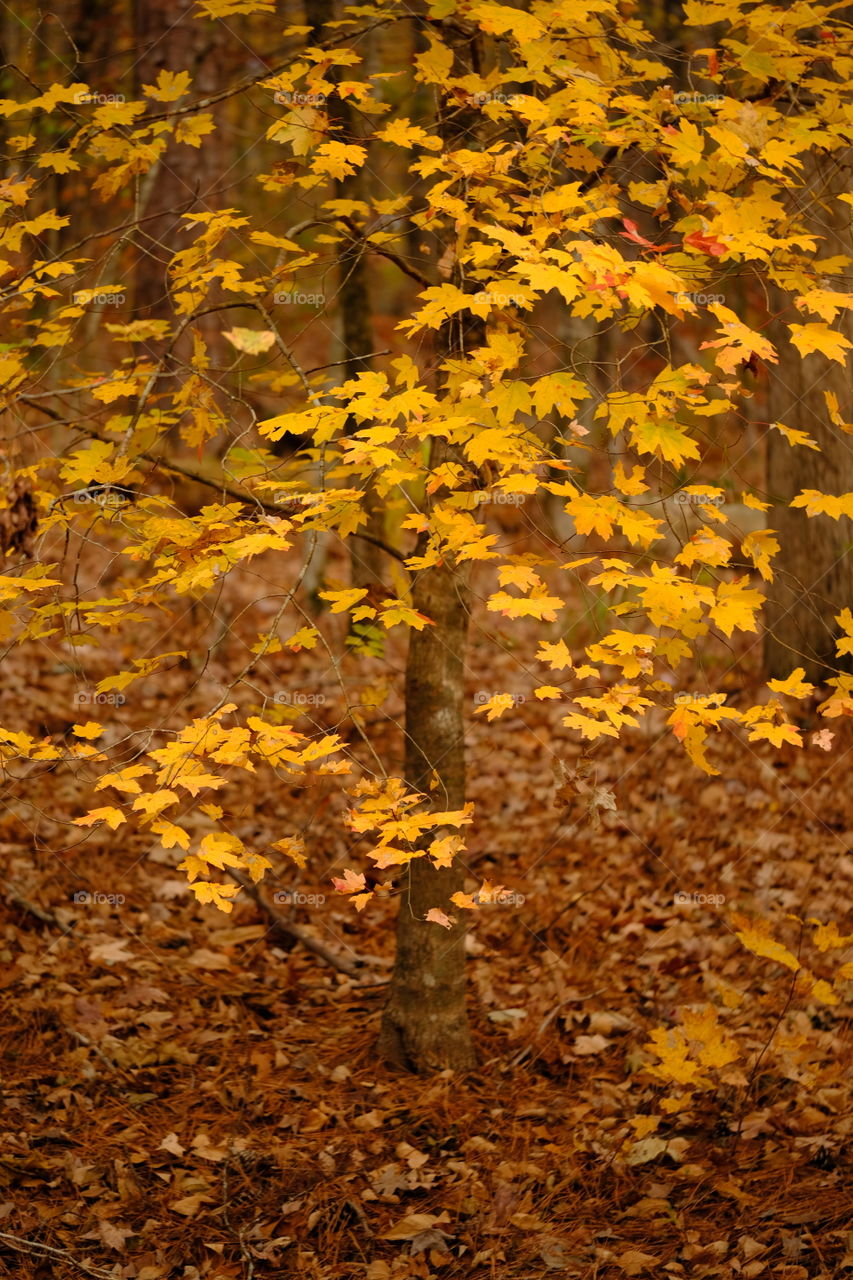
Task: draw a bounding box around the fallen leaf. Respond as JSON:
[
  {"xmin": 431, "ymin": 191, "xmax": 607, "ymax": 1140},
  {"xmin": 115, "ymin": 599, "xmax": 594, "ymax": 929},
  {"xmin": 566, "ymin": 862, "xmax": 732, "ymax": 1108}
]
[{"xmin": 618, "ymin": 1249, "xmax": 660, "ymax": 1276}]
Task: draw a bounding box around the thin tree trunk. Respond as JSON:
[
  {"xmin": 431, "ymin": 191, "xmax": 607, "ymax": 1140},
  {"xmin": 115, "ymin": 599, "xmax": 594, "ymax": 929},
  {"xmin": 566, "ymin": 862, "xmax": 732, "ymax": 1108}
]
[
  {"xmin": 335, "ymin": 89, "xmax": 385, "ymax": 589},
  {"xmin": 377, "ymin": 556, "xmax": 476, "ymax": 1071},
  {"xmin": 378, "ymin": 20, "xmax": 487, "ymax": 1073}
]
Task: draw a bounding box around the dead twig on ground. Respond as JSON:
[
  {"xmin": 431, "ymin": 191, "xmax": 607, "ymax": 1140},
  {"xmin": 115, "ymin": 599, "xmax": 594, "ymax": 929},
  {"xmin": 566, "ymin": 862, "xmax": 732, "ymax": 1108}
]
[{"xmin": 226, "ymin": 867, "xmax": 384, "ymax": 977}]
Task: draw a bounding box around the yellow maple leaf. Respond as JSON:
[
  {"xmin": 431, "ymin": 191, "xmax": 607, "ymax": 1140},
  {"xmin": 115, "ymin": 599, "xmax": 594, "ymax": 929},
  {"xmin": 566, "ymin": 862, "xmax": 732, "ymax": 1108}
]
[
  {"xmin": 790, "ymin": 490, "xmax": 853, "ymax": 520},
  {"xmin": 788, "ymin": 322, "xmax": 852, "ymax": 362},
  {"xmin": 143, "ymin": 69, "xmax": 192, "ymax": 102},
  {"xmin": 474, "ymin": 692, "xmax": 518, "ymax": 721},
  {"xmin": 428, "ymin": 834, "xmax": 463, "ymax": 868},
  {"xmin": 613, "ymin": 461, "xmax": 648, "ymax": 496},
  {"xmin": 312, "ymin": 142, "xmax": 366, "ymax": 181},
  {"xmin": 536, "ymin": 639, "xmax": 573, "ymax": 669},
  {"xmin": 196, "ymin": 833, "xmax": 245, "ymax": 870},
  {"xmin": 244, "ymin": 853, "xmax": 272, "ymax": 883},
  {"xmin": 676, "ymin": 526, "xmax": 732, "ymax": 569},
  {"xmin": 644, "ymin": 1026, "xmax": 707, "ymax": 1086},
  {"xmin": 377, "ymin": 118, "xmax": 441, "ymax": 149},
  {"xmin": 709, "ymin": 579, "xmax": 762, "ymax": 637},
  {"xmin": 487, "ymin": 589, "xmax": 564, "ymax": 620},
  {"xmin": 769, "ymin": 421, "xmax": 819, "ymax": 450},
  {"xmin": 151, "ymin": 820, "xmax": 191, "ymax": 851},
  {"xmin": 746, "ymin": 721, "xmax": 802, "ymax": 748},
  {"xmin": 189, "ymin": 881, "xmax": 240, "ymax": 912},
  {"xmin": 132, "ymin": 790, "xmax": 179, "ymax": 816},
  {"xmin": 95, "ymin": 764, "xmax": 151, "ymax": 794},
  {"xmin": 450, "ymin": 891, "xmax": 479, "ymax": 911},
  {"xmin": 318, "ymin": 587, "xmax": 370, "ymax": 613},
  {"xmin": 72, "ymin": 721, "xmax": 103, "ymax": 739},
  {"xmin": 742, "ymin": 491, "xmax": 771, "ymax": 512},
  {"xmin": 272, "ymin": 836, "xmax": 307, "ymax": 868},
  {"xmin": 736, "ymin": 923, "xmax": 800, "ymax": 972},
  {"xmin": 286, "ymin": 626, "xmax": 320, "ymax": 651},
  {"xmin": 223, "ymin": 327, "xmax": 276, "ymax": 355},
  {"xmin": 413, "ymin": 37, "xmax": 454, "ymax": 86},
  {"xmin": 768, "ymin": 667, "xmax": 815, "ymax": 699},
  {"xmin": 72, "ymin": 806, "xmax": 126, "ymax": 830},
  {"xmin": 809, "ymin": 920, "xmax": 853, "ymax": 952},
  {"xmin": 741, "ymin": 528, "xmax": 779, "ymax": 581},
  {"xmin": 836, "ymin": 609, "xmax": 853, "ymax": 657}
]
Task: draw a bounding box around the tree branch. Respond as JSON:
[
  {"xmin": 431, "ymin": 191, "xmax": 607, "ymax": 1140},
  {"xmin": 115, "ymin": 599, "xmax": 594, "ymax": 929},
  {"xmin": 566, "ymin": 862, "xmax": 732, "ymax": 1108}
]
[
  {"xmin": 225, "ymin": 867, "xmax": 386, "ymax": 977},
  {"xmin": 20, "ymin": 397, "xmax": 409, "ymax": 567}
]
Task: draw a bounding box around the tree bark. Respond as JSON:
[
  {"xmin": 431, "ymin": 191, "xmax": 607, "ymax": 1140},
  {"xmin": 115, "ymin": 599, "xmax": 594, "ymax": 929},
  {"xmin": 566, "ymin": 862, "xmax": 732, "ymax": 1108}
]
[
  {"xmin": 378, "ymin": 19, "xmax": 487, "ymax": 1073},
  {"xmin": 377, "ymin": 557, "xmax": 476, "ymax": 1071},
  {"xmin": 763, "ymin": 150, "xmax": 853, "ymax": 681}
]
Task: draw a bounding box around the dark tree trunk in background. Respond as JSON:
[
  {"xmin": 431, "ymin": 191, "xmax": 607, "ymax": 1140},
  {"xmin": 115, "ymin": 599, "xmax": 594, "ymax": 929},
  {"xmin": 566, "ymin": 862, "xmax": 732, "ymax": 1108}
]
[
  {"xmin": 764, "ymin": 152, "xmax": 853, "ymax": 681},
  {"xmin": 132, "ymin": 0, "xmax": 226, "ymax": 324},
  {"xmin": 304, "ymin": 0, "xmax": 385, "ymax": 589}
]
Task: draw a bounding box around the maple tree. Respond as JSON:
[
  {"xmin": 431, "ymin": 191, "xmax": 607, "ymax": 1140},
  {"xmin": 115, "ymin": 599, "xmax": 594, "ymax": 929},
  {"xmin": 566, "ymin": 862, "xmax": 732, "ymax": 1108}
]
[{"xmin": 1, "ymin": 0, "xmax": 852, "ymax": 1080}]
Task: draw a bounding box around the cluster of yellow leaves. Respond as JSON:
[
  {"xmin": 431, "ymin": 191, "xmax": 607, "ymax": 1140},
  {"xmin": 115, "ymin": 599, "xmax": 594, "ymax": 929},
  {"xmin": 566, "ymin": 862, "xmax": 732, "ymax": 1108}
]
[
  {"xmin": 646, "ymin": 1004, "xmax": 741, "ymax": 1092},
  {"xmin": 334, "ymin": 778, "xmax": 473, "ymax": 914},
  {"xmin": 735, "ymin": 914, "xmax": 851, "ymax": 1008},
  {"xmin": 71, "ymin": 705, "xmax": 347, "ymax": 911},
  {"xmin": 648, "ymin": 911, "xmax": 853, "ymax": 1106}
]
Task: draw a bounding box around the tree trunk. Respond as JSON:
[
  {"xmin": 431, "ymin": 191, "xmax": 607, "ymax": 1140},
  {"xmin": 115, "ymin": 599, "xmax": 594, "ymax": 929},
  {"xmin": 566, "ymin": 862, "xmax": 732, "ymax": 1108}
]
[
  {"xmin": 377, "ymin": 558, "xmax": 476, "ymax": 1072},
  {"xmin": 335, "ymin": 83, "xmax": 385, "ymax": 590},
  {"xmin": 132, "ymin": 0, "xmax": 225, "ymax": 322},
  {"xmin": 378, "ymin": 19, "xmax": 487, "ymax": 1073},
  {"xmin": 763, "ymin": 150, "xmax": 853, "ymax": 681}
]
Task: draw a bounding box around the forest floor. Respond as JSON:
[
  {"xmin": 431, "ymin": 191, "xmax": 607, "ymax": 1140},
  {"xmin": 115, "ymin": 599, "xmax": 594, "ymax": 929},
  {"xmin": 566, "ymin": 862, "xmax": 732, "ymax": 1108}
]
[{"xmin": 1, "ymin": 530, "xmax": 852, "ymax": 1280}]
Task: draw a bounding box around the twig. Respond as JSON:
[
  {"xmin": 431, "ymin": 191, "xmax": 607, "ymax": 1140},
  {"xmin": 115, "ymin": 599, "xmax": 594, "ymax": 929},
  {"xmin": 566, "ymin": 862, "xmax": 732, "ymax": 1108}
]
[
  {"xmin": 0, "ymin": 1231, "xmax": 118, "ymax": 1278},
  {"xmin": 20, "ymin": 398, "xmax": 409, "ymax": 567},
  {"xmin": 306, "ymin": 350, "xmax": 390, "ymax": 374},
  {"xmin": 66, "ymin": 1027, "xmax": 131, "ymax": 1077},
  {"xmin": 541, "ymin": 877, "xmax": 608, "ymax": 934},
  {"xmin": 5, "ymin": 885, "xmax": 59, "ymax": 927},
  {"xmin": 510, "ymin": 987, "xmax": 607, "ymax": 1067},
  {"xmin": 222, "ymin": 1158, "xmax": 255, "ymax": 1280},
  {"xmin": 226, "ymin": 868, "xmax": 375, "ymax": 976},
  {"xmin": 339, "ymin": 216, "xmax": 431, "ymax": 288}
]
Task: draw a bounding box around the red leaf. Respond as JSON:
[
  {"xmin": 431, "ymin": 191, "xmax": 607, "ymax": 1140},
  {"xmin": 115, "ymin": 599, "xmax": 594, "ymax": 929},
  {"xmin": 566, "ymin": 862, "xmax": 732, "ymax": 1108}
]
[{"xmin": 684, "ymin": 229, "xmax": 726, "ymax": 257}]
